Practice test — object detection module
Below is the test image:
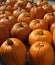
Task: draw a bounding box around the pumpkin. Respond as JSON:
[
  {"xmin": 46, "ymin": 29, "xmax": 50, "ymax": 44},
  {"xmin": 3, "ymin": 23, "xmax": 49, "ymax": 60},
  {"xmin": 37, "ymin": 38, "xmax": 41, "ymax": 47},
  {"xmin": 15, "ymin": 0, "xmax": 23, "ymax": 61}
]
[
  {"xmin": 1, "ymin": 38, "xmax": 27, "ymax": 65},
  {"xmin": 28, "ymin": 29, "xmax": 52, "ymax": 45},
  {"xmin": 37, "ymin": 0, "xmax": 48, "ymax": 6},
  {"xmin": 30, "ymin": 6, "xmax": 45, "ymax": 19},
  {"xmin": 50, "ymin": 23, "xmax": 55, "ymax": 34},
  {"xmin": 0, "ymin": 2, "xmax": 5, "ymax": 7},
  {"xmin": 17, "ymin": 0, "xmax": 28, "ymax": 9},
  {"xmin": 0, "ymin": 16, "xmax": 17, "ymax": 32},
  {"xmin": 11, "ymin": 22, "xmax": 31, "ymax": 41},
  {"xmin": 0, "ymin": 4, "xmax": 13, "ymax": 12},
  {"xmin": 52, "ymin": 4, "xmax": 55, "ymax": 11},
  {"xmin": 0, "ymin": 25, "xmax": 10, "ymax": 45},
  {"xmin": 17, "ymin": 12, "xmax": 31, "ymax": 24},
  {"xmin": 29, "ymin": 19, "xmax": 48, "ymax": 30},
  {"xmin": 13, "ymin": 7, "xmax": 26, "ymax": 18},
  {"xmin": 29, "ymin": 41, "xmax": 54, "ymax": 65},
  {"xmin": 0, "ymin": 10, "xmax": 11, "ymax": 19},
  {"xmin": 26, "ymin": 0, "xmax": 37, "ymax": 12},
  {"xmin": 42, "ymin": 4, "xmax": 53, "ymax": 13},
  {"xmin": 44, "ymin": 12, "xmax": 55, "ymax": 27},
  {"xmin": 6, "ymin": 0, "xmax": 16, "ymax": 6},
  {"xmin": 53, "ymin": 30, "xmax": 55, "ymax": 48}
]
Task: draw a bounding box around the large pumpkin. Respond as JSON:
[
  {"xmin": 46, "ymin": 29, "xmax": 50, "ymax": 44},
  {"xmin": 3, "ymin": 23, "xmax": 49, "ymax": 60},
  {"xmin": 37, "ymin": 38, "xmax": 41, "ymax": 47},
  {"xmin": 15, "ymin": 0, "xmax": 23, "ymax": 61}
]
[
  {"xmin": 44, "ymin": 12, "xmax": 55, "ymax": 27},
  {"xmin": 1, "ymin": 38, "xmax": 27, "ymax": 65},
  {"xmin": 29, "ymin": 19, "xmax": 48, "ymax": 30},
  {"xmin": 0, "ymin": 16, "xmax": 17, "ymax": 32},
  {"xmin": 17, "ymin": 12, "xmax": 31, "ymax": 24},
  {"xmin": 29, "ymin": 29, "xmax": 52, "ymax": 45},
  {"xmin": 11, "ymin": 22, "xmax": 31, "ymax": 41},
  {"xmin": 0, "ymin": 25, "xmax": 10, "ymax": 45},
  {"xmin": 29, "ymin": 41, "xmax": 54, "ymax": 65},
  {"xmin": 53, "ymin": 30, "xmax": 55, "ymax": 48},
  {"xmin": 30, "ymin": 6, "xmax": 45, "ymax": 19}
]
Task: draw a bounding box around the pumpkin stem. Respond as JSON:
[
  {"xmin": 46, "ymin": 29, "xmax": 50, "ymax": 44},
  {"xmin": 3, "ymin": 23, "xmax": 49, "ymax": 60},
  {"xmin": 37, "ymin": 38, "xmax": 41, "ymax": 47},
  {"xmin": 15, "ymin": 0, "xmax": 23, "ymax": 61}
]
[
  {"xmin": 39, "ymin": 30, "xmax": 43, "ymax": 35},
  {"xmin": 36, "ymin": 20, "xmax": 40, "ymax": 23},
  {"xmin": 19, "ymin": 22, "xmax": 23, "ymax": 27},
  {"xmin": 50, "ymin": 13, "xmax": 54, "ymax": 16},
  {"xmin": 41, "ymin": 0, "xmax": 43, "ymax": 2},
  {"xmin": 6, "ymin": 16, "xmax": 9, "ymax": 19},
  {"xmin": 40, "ymin": 44, "xmax": 44, "ymax": 46},
  {"xmin": 7, "ymin": 39, "xmax": 13, "ymax": 46}
]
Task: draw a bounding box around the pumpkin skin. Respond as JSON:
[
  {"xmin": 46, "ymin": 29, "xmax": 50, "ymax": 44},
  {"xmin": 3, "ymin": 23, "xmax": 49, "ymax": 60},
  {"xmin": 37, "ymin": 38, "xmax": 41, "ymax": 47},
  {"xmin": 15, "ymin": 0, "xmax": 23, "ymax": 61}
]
[
  {"xmin": 29, "ymin": 29, "xmax": 52, "ymax": 45},
  {"xmin": 11, "ymin": 22, "xmax": 31, "ymax": 41},
  {"xmin": 29, "ymin": 19, "xmax": 48, "ymax": 30},
  {"xmin": 0, "ymin": 25, "xmax": 10, "ymax": 45},
  {"xmin": 0, "ymin": 10, "xmax": 11, "ymax": 19},
  {"xmin": 13, "ymin": 7, "xmax": 26, "ymax": 18},
  {"xmin": 53, "ymin": 30, "xmax": 55, "ymax": 48},
  {"xmin": 37, "ymin": 0, "xmax": 48, "ymax": 6},
  {"xmin": 17, "ymin": 12, "xmax": 31, "ymax": 24},
  {"xmin": 44, "ymin": 12, "xmax": 55, "ymax": 27},
  {"xmin": 0, "ymin": 16, "xmax": 17, "ymax": 32},
  {"xmin": 42, "ymin": 4, "xmax": 53, "ymax": 13},
  {"xmin": 29, "ymin": 41, "xmax": 54, "ymax": 65},
  {"xmin": 30, "ymin": 6, "xmax": 45, "ymax": 19},
  {"xmin": 50, "ymin": 23, "xmax": 55, "ymax": 34},
  {"xmin": 1, "ymin": 38, "xmax": 27, "ymax": 65}
]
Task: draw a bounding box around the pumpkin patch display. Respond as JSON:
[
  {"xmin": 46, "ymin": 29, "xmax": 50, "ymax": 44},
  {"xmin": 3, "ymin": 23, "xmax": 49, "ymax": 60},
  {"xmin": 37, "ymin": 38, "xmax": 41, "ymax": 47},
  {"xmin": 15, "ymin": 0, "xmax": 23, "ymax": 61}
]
[
  {"xmin": 30, "ymin": 6, "xmax": 45, "ymax": 19},
  {"xmin": 42, "ymin": 4, "xmax": 53, "ymax": 13},
  {"xmin": 17, "ymin": 12, "xmax": 31, "ymax": 24},
  {"xmin": 1, "ymin": 38, "xmax": 27, "ymax": 65},
  {"xmin": 37, "ymin": 0, "xmax": 48, "ymax": 6},
  {"xmin": 11, "ymin": 22, "xmax": 31, "ymax": 41},
  {"xmin": 29, "ymin": 29, "xmax": 52, "ymax": 45},
  {"xmin": 29, "ymin": 19, "xmax": 48, "ymax": 30},
  {"xmin": 44, "ymin": 12, "xmax": 55, "ymax": 27},
  {"xmin": 50, "ymin": 23, "xmax": 55, "ymax": 34},
  {"xmin": 0, "ymin": 16, "xmax": 17, "ymax": 32},
  {"xmin": 0, "ymin": 25, "xmax": 10, "ymax": 45},
  {"xmin": 29, "ymin": 41, "xmax": 54, "ymax": 65}
]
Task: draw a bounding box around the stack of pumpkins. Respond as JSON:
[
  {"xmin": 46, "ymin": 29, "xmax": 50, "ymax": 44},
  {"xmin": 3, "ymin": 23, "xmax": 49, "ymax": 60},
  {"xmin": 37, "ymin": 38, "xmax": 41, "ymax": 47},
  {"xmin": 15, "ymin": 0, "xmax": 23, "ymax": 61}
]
[{"xmin": 0, "ymin": 0, "xmax": 55, "ymax": 65}]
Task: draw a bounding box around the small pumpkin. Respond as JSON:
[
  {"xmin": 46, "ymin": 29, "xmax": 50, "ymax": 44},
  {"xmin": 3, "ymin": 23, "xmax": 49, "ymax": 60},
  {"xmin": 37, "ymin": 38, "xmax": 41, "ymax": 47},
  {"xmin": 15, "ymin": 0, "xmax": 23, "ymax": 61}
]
[
  {"xmin": 37, "ymin": 0, "xmax": 48, "ymax": 6},
  {"xmin": 0, "ymin": 16, "xmax": 17, "ymax": 32},
  {"xmin": 0, "ymin": 10, "xmax": 11, "ymax": 19},
  {"xmin": 42, "ymin": 4, "xmax": 53, "ymax": 13},
  {"xmin": 29, "ymin": 19, "xmax": 48, "ymax": 30},
  {"xmin": 50, "ymin": 23, "xmax": 55, "ymax": 34},
  {"xmin": 0, "ymin": 25, "xmax": 10, "ymax": 45},
  {"xmin": 1, "ymin": 38, "xmax": 27, "ymax": 65},
  {"xmin": 30, "ymin": 6, "xmax": 45, "ymax": 19},
  {"xmin": 11, "ymin": 22, "xmax": 31, "ymax": 41},
  {"xmin": 44, "ymin": 12, "xmax": 55, "ymax": 27},
  {"xmin": 6, "ymin": 0, "xmax": 16, "ymax": 6},
  {"xmin": 29, "ymin": 41, "xmax": 54, "ymax": 65},
  {"xmin": 29, "ymin": 29, "xmax": 52, "ymax": 45},
  {"xmin": 13, "ymin": 7, "xmax": 26, "ymax": 18},
  {"xmin": 17, "ymin": 12, "xmax": 31, "ymax": 24},
  {"xmin": 53, "ymin": 30, "xmax": 55, "ymax": 48}
]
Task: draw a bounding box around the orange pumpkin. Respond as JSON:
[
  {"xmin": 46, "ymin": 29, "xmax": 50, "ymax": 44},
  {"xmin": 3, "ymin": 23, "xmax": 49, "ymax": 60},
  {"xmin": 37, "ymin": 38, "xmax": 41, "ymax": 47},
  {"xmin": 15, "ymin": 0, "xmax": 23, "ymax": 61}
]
[
  {"xmin": 42, "ymin": 4, "xmax": 53, "ymax": 13},
  {"xmin": 17, "ymin": 12, "xmax": 31, "ymax": 24},
  {"xmin": 29, "ymin": 29, "xmax": 52, "ymax": 45},
  {"xmin": 52, "ymin": 4, "xmax": 55, "ymax": 11},
  {"xmin": 50, "ymin": 23, "xmax": 55, "ymax": 34},
  {"xmin": 0, "ymin": 10, "xmax": 11, "ymax": 19},
  {"xmin": 44, "ymin": 12, "xmax": 55, "ymax": 27},
  {"xmin": 1, "ymin": 38, "xmax": 27, "ymax": 65},
  {"xmin": 53, "ymin": 30, "xmax": 55, "ymax": 48},
  {"xmin": 0, "ymin": 16, "xmax": 17, "ymax": 32},
  {"xmin": 30, "ymin": 6, "xmax": 45, "ymax": 19},
  {"xmin": 11, "ymin": 22, "xmax": 31, "ymax": 41},
  {"xmin": 13, "ymin": 7, "xmax": 26, "ymax": 18},
  {"xmin": 6, "ymin": 0, "xmax": 16, "ymax": 6},
  {"xmin": 0, "ymin": 25, "xmax": 10, "ymax": 45},
  {"xmin": 37, "ymin": 0, "xmax": 48, "ymax": 6},
  {"xmin": 29, "ymin": 19, "xmax": 48, "ymax": 30},
  {"xmin": 17, "ymin": 0, "xmax": 28, "ymax": 9},
  {"xmin": 29, "ymin": 41, "xmax": 54, "ymax": 65}
]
